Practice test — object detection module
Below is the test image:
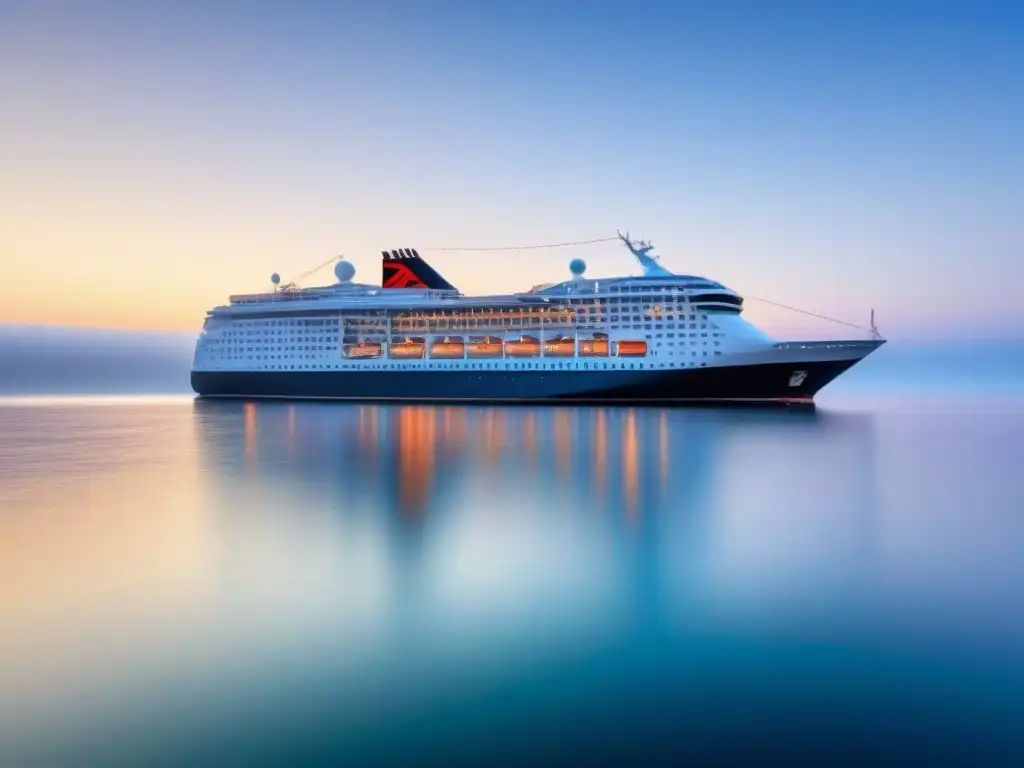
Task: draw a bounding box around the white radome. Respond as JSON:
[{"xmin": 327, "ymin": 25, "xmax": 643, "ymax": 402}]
[{"xmin": 335, "ymin": 260, "xmax": 356, "ymax": 283}]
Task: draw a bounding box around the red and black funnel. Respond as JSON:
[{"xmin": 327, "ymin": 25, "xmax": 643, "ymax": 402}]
[{"xmin": 381, "ymin": 249, "xmax": 457, "ymax": 291}]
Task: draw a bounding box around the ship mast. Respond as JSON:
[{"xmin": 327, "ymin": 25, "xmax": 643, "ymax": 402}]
[{"xmin": 616, "ymin": 230, "xmax": 673, "ymax": 277}]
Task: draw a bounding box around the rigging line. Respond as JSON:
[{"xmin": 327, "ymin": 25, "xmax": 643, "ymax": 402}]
[
  {"xmin": 287, "ymin": 255, "xmax": 339, "ymax": 286},
  {"xmin": 421, "ymin": 236, "xmax": 619, "ymax": 252},
  {"xmin": 279, "ymin": 235, "xmax": 615, "ymax": 285},
  {"xmin": 745, "ymin": 295, "xmax": 869, "ymax": 331}
]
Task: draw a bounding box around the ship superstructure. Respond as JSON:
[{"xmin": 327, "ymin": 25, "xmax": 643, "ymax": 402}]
[{"xmin": 191, "ymin": 234, "xmax": 884, "ymax": 404}]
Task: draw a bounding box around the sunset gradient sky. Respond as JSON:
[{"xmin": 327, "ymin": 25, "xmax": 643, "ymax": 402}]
[{"xmin": 2, "ymin": 0, "xmax": 1021, "ymax": 338}]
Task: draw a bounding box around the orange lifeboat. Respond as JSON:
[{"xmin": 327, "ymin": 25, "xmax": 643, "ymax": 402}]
[
  {"xmin": 346, "ymin": 342, "xmax": 383, "ymax": 359},
  {"xmin": 505, "ymin": 334, "xmax": 541, "ymax": 357},
  {"xmin": 389, "ymin": 339, "xmax": 426, "ymax": 359},
  {"xmin": 467, "ymin": 336, "xmax": 503, "ymax": 358},
  {"xmin": 544, "ymin": 336, "xmax": 575, "ymax": 357},
  {"xmin": 430, "ymin": 336, "xmax": 465, "ymax": 359},
  {"xmin": 579, "ymin": 339, "xmax": 610, "ymax": 357},
  {"xmin": 616, "ymin": 340, "xmax": 648, "ymax": 357}
]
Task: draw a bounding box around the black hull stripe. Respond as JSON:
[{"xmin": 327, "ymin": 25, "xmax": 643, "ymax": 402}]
[
  {"xmin": 191, "ymin": 357, "xmax": 865, "ymax": 404},
  {"xmin": 192, "ymin": 393, "xmax": 815, "ymax": 405}
]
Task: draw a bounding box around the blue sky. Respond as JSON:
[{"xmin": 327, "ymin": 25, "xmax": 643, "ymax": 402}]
[{"xmin": 1, "ymin": 0, "xmax": 1021, "ymax": 336}]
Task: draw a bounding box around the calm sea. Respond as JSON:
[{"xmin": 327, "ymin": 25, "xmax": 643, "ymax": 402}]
[{"xmin": 1, "ymin": 338, "xmax": 1023, "ymax": 765}]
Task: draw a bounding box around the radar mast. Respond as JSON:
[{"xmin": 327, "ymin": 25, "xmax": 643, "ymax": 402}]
[{"xmin": 616, "ymin": 230, "xmax": 674, "ymax": 277}]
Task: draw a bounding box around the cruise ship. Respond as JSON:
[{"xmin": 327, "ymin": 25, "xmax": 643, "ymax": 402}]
[{"xmin": 190, "ymin": 233, "xmax": 884, "ymax": 404}]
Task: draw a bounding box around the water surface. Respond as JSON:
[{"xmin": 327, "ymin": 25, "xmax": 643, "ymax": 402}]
[{"xmin": 2, "ymin": 391, "xmax": 1023, "ymax": 764}]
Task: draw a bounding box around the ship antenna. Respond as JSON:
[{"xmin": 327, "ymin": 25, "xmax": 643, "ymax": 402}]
[
  {"xmin": 617, "ymin": 228, "xmax": 671, "ymax": 277},
  {"xmin": 616, "ymin": 229, "xmax": 655, "ymax": 257}
]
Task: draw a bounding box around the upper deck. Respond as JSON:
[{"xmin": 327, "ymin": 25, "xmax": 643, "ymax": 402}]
[{"xmin": 211, "ymin": 232, "xmax": 743, "ymax": 318}]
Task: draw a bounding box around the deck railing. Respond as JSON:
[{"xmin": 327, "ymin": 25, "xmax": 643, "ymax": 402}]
[{"xmin": 773, "ymin": 340, "xmax": 882, "ymax": 350}]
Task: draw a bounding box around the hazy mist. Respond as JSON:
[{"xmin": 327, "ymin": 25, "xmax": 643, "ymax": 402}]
[{"xmin": 0, "ymin": 325, "xmax": 194, "ymax": 394}]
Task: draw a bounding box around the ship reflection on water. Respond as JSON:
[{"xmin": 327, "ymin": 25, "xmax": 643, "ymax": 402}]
[
  {"xmin": 194, "ymin": 400, "xmax": 892, "ymax": 639},
  {"xmin": 208, "ymin": 400, "xmax": 872, "ymax": 524}
]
